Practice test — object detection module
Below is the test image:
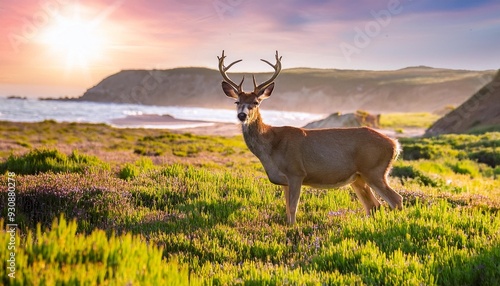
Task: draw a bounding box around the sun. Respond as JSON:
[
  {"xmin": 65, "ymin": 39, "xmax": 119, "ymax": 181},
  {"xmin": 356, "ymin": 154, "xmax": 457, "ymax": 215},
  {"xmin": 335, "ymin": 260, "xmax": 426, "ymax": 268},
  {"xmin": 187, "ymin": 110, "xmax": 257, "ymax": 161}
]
[{"xmin": 41, "ymin": 5, "xmax": 105, "ymax": 70}]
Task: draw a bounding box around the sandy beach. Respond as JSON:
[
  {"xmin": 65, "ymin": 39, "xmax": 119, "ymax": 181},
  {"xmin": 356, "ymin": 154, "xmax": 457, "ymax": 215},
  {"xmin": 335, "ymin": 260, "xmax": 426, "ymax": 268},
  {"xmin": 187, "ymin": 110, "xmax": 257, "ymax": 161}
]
[
  {"xmin": 110, "ymin": 113, "xmax": 425, "ymax": 138},
  {"xmin": 110, "ymin": 114, "xmax": 242, "ymax": 136}
]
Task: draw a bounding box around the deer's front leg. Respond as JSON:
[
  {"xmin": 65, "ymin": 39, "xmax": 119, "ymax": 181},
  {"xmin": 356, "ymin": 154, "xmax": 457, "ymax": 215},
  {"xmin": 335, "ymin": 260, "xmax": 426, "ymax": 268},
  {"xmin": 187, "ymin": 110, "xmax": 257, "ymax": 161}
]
[{"xmin": 285, "ymin": 176, "xmax": 303, "ymax": 225}]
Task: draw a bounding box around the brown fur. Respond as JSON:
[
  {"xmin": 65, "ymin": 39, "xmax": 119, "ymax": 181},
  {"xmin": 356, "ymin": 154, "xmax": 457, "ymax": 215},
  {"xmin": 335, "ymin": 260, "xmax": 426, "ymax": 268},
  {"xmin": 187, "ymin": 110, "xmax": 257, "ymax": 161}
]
[
  {"xmin": 222, "ymin": 82, "xmax": 403, "ymax": 224},
  {"xmin": 218, "ymin": 51, "xmax": 402, "ymax": 224}
]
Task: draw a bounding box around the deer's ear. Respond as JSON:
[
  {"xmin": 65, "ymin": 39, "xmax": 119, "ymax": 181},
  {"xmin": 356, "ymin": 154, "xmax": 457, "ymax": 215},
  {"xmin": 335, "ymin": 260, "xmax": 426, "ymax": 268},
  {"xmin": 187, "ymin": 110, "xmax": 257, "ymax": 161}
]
[
  {"xmin": 258, "ymin": 82, "xmax": 274, "ymax": 100},
  {"xmin": 222, "ymin": 81, "xmax": 239, "ymax": 99}
]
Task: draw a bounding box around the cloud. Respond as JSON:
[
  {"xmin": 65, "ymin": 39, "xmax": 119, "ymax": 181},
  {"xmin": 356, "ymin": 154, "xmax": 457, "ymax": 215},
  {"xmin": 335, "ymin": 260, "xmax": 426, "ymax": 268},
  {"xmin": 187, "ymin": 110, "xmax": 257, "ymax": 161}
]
[
  {"xmin": 405, "ymin": 0, "xmax": 497, "ymax": 13},
  {"xmin": 1, "ymin": 0, "xmax": 499, "ymax": 95}
]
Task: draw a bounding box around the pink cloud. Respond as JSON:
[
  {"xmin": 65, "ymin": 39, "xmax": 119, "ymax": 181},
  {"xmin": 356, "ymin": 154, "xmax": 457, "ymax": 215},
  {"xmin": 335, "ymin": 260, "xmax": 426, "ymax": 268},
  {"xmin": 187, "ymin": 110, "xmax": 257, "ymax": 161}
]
[{"xmin": 1, "ymin": 0, "xmax": 499, "ymax": 96}]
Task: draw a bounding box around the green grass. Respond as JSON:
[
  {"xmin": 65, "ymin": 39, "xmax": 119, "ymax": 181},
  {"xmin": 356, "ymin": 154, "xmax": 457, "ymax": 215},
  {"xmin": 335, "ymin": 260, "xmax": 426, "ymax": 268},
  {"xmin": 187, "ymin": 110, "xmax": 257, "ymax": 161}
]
[
  {"xmin": 0, "ymin": 121, "xmax": 499, "ymax": 285},
  {"xmin": 119, "ymin": 157, "xmax": 155, "ymax": 180},
  {"xmin": 0, "ymin": 148, "xmax": 110, "ymax": 175},
  {"xmin": 0, "ymin": 216, "xmax": 202, "ymax": 285},
  {"xmin": 400, "ymin": 133, "xmax": 500, "ymax": 167},
  {"xmin": 380, "ymin": 112, "xmax": 441, "ymax": 129}
]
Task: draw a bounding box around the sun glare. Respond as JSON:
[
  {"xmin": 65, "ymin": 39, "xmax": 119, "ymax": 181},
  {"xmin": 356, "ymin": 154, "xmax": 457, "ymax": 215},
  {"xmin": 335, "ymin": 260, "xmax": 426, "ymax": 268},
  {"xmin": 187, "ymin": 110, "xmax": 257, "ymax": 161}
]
[{"xmin": 41, "ymin": 5, "xmax": 105, "ymax": 70}]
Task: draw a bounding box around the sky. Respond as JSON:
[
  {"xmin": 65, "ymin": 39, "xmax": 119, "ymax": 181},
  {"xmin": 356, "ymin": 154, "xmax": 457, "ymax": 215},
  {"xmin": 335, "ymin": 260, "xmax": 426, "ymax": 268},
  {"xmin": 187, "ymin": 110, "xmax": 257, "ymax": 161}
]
[{"xmin": 1, "ymin": 0, "xmax": 499, "ymax": 98}]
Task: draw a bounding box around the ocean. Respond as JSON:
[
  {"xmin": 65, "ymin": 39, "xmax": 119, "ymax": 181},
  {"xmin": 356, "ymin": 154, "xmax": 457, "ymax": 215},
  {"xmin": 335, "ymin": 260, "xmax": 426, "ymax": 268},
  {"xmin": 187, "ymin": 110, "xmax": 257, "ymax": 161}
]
[{"xmin": 0, "ymin": 97, "xmax": 324, "ymax": 129}]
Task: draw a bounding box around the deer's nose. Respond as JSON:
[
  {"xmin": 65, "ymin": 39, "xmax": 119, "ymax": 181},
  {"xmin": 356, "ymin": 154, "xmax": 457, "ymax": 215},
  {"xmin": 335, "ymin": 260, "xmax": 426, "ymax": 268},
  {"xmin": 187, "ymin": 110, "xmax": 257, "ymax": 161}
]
[{"xmin": 238, "ymin": 113, "xmax": 247, "ymax": 122}]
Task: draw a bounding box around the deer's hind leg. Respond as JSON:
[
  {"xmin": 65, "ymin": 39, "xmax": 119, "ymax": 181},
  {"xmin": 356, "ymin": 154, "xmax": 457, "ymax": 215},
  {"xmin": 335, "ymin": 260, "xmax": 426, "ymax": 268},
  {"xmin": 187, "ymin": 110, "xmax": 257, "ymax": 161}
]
[
  {"xmin": 362, "ymin": 170, "xmax": 403, "ymax": 210},
  {"xmin": 351, "ymin": 175, "xmax": 381, "ymax": 215},
  {"xmin": 283, "ymin": 185, "xmax": 291, "ymax": 223}
]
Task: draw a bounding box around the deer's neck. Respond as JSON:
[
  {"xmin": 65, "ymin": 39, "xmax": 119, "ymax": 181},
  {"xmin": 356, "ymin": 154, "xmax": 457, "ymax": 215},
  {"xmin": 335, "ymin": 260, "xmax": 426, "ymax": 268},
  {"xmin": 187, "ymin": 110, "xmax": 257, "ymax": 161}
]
[{"xmin": 241, "ymin": 109, "xmax": 272, "ymax": 156}]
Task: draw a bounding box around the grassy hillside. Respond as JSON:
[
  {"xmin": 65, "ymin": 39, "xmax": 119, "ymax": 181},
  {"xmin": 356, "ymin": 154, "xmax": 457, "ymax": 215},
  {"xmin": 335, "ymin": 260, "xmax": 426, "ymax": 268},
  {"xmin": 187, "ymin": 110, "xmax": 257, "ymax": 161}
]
[
  {"xmin": 78, "ymin": 67, "xmax": 495, "ymax": 114},
  {"xmin": 426, "ymin": 69, "xmax": 500, "ymax": 136},
  {"xmin": 380, "ymin": 112, "xmax": 441, "ymax": 129},
  {"xmin": 1, "ymin": 121, "xmax": 499, "ymax": 285}
]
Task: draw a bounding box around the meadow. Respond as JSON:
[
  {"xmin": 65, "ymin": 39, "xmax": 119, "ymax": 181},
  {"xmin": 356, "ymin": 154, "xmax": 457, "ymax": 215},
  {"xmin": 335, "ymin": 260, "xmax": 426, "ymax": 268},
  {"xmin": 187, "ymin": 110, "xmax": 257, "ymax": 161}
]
[{"xmin": 0, "ymin": 120, "xmax": 499, "ymax": 285}]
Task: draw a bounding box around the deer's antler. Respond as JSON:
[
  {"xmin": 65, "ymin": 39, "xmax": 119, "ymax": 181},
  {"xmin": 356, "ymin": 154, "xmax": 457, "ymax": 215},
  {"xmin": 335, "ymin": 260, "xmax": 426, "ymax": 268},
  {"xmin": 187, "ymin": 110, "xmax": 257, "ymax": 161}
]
[
  {"xmin": 218, "ymin": 50, "xmax": 244, "ymax": 93},
  {"xmin": 253, "ymin": 51, "xmax": 282, "ymax": 94}
]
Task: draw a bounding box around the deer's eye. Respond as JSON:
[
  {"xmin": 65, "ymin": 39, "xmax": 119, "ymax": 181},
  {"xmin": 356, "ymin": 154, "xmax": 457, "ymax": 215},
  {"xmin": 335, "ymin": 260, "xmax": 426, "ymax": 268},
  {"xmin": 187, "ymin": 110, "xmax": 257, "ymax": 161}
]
[
  {"xmin": 234, "ymin": 101, "xmax": 240, "ymax": 105},
  {"xmin": 253, "ymin": 101, "xmax": 259, "ymax": 105}
]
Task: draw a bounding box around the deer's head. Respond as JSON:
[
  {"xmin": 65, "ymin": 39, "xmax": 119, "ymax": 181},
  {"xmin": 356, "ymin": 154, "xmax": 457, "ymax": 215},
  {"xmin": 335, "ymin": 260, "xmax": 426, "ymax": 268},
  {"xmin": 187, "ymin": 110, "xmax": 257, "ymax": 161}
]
[{"xmin": 218, "ymin": 51, "xmax": 282, "ymax": 123}]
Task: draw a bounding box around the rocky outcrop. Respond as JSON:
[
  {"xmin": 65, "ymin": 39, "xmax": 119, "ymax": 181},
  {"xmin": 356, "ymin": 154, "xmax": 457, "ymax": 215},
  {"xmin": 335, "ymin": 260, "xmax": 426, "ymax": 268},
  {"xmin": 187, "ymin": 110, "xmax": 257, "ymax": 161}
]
[
  {"xmin": 425, "ymin": 70, "xmax": 500, "ymax": 135},
  {"xmin": 303, "ymin": 110, "xmax": 380, "ymax": 129}
]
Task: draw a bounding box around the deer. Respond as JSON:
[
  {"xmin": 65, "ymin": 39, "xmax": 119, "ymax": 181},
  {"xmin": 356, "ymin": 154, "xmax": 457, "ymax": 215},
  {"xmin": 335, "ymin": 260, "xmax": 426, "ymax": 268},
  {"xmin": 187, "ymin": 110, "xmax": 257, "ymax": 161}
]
[{"xmin": 217, "ymin": 50, "xmax": 403, "ymax": 224}]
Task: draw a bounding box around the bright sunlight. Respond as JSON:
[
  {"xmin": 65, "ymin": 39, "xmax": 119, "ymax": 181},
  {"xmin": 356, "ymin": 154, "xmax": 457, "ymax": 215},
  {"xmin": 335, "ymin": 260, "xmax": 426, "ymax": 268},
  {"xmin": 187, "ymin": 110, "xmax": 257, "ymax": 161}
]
[{"xmin": 41, "ymin": 5, "xmax": 105, "ymax": 70}]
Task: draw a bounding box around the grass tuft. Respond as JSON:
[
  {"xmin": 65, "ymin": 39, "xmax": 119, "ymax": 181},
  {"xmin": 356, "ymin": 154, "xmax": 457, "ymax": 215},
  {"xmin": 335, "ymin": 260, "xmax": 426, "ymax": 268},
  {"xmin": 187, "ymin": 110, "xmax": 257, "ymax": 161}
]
[
  {"xmin": 0, "ymin": 216, "xmax": 202, "ymax": 285},
  {"xmin": 0, "ymin": 148, "xmax": 109, "ymax": 175}
]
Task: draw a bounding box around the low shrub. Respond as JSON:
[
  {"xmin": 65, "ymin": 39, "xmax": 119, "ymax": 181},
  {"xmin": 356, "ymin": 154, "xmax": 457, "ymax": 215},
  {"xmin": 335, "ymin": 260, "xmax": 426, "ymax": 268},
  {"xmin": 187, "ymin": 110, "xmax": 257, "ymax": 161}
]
[
  {"xmin": 0, "ymin": 172, "xmax": 133, "ymax": 231},
  {"xmin": 119, "ymin": 157, "xmax": 155, "ymax": 181},
  {"xmin": 469, "ymin": 148, "xmax": 500, "ymax": 168},
  {"xmin": 0, "ymin": 216, "xmax": 201, "ymax": 285},
  {"xmin": 391, "ymin": 165, "xmax": 441, "ymax": 187},
  {"xmin": 447, "ymin": 160, "xmax": 481, "ymax": 178},
  {"xmin": 0, "ymin": 148, "xmax": 109, "ymax": 175},
  {"xmin": 401, "ymin": 143, "xmax": 436, "ymax": 160}
]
